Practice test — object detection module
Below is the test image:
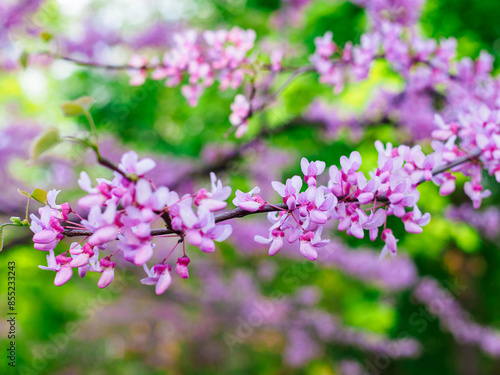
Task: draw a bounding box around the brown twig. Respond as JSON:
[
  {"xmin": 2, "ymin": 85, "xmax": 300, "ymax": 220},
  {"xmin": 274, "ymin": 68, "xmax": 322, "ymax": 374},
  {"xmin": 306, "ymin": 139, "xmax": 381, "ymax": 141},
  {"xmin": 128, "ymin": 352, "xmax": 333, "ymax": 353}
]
[{"xmin": 62, "ymin": 149, "xmax": 484, "ymax": 238}]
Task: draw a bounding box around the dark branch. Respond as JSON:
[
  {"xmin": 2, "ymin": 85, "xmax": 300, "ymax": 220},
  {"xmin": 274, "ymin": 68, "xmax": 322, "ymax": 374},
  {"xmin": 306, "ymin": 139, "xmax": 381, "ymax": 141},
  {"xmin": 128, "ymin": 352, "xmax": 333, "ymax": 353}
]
[
  {"xmin": 63, "ymin": 203, "xmax": 288, "ymax": 237},
  {"xmin": 62, "ymin": 148, "xmax": 484, "ymax": 239}
]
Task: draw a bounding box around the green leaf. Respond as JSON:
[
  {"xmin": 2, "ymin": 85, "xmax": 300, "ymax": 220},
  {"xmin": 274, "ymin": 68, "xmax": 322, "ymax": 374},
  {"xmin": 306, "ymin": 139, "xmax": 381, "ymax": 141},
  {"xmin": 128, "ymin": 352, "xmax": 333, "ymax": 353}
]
[
  {"xmin": 0, "ymin": 227, "xmax": 3, "ymax": 252},
  {"xmin": 18, "ymin": 189, "xmax": 30, "ymax": 198},
  {"xmin": 74, "ymin": 96, "xmax": 95, "ymax": 111},
  {"xmin": 31, "ymin": 188, "xmax": 48, "ymax": 205},
  {"xmin": 60, "ymin": 102, "xmax": 85, "ymax": 117},
  {"xmin": 10, "ymin": 217, "xmax": 22, "ymax": 226},
  {"xmin": 19, "ymin": 51, "xmax": 29, "ymax": 69},
  {"xmin": 31, "ymin": 128, "xmax": 60, "ymax": 160},
  {"xmin": 40, "ymin": 32, "xmax": 53, "ymax": 42},
  {"xmin": 60, "ymin": 96, "xmax": 95, "ymax": 117}
]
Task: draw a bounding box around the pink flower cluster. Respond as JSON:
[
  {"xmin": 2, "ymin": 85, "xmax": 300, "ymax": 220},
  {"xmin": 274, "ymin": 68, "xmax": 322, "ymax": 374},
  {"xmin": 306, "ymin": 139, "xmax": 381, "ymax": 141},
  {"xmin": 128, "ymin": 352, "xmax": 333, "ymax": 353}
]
[
  {"xmin": 310, "ymin": 31, "xmax": 379, "ymax": 94},
  {"xmin": 31, "ymin": 151, "xmax": 232, "ymax": 293},
  {"xmin": 246, "ymin": 126, "xmax": 499, "ymax": 261},
  {"xmin": 30, "ymin": 129, "xmax": 499, "ymax": 290},
  {"xmin": 128, "ymin": 27, "xmax": 257, "ymax": 137},
  {"xmin": 250, "ymin": 148, "xmax": 432, "ymax": 261}
]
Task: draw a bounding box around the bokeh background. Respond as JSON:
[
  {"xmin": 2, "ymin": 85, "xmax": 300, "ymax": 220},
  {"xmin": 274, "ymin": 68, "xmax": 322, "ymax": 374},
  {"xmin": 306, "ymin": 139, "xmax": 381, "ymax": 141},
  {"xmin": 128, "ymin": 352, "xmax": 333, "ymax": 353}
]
[{"xmin": 1, "ymin": 0, "xmax": 500, "ymax": 374}]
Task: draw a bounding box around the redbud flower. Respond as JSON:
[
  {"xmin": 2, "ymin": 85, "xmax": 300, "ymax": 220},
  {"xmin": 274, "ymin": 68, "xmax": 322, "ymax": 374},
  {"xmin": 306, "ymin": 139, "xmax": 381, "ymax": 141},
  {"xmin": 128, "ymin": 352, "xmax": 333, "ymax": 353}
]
[
  {"xmin": 232, "ymin": 187, "xmax": 265, "ymax": 212},
  {"xmin": 84, "ymin": 203, "xmax": 120, "ymax": 247},
  {"xmin": 77, "ymin": 172, "xmax": 110, "ymax": 209},
  {"xmin": 97, "ymin": 256, "xmax": 116, "ymax": 289},
  {"xmin": 379, "ymin": 229, "xmax": 398, "ymax": 259},
  {"xmin": 119, "ymin": 151, "xmax": 156, "ymax": 177},
  {"xmin": 47, "ymin": 190, "xmax": 71, "ymax": 219},
  {"xmin": 313, "ymin": 31, "xmax": 336, "ymax": 58},
  {"xmin": 69, "ymin": 244, "xmax": 100, "ymax": 278},
  {"xmin": 229, "ymin": 94, "xmax": 251, "ymax": 138},
  {"xmin": 128, "ymin": 55, "xmax": 148, "ymax": 86},
  {"xmin": 141, "ymin": 263, "xmax": 172, "ymax": 295},
  {"xmin": 272, "ymin": 175, "xmax": 303, "ymax": 210},
  {"xmin": 69, "ymin": 243, "xmax": 95, "ymax": 268},
  {"xmin": 464, "ymin": 182, "xmax": 491, "ymax": 209},
  {"xmin": 434, "ymin": 172, "xmax": 456, "ymax": 196},
  {"xmin": 194, "ymin": 172, "xmax": 232, "ymax": 212},
  {"xmin": 362, "ymin": 208, "xmax": 387, "ymax": 241},
  {"xmin": 255, "ymin": 228, "xmax": 285, "ymax": 256},
  {"xmin": 402, "ymin": 205, "xmax": 431, "ymax": 234},
  {"xmin": 30, "ymin": 206, "xmax": 65, "ymax": 251},
  {"xmin": 53, "ymin": 254, "xmax": 73, "ymax": 286},
  {"xmin": 176, "ymin": 256, "xmax": 191, "ymax": 279},
  {"xmin": 298, "ymin": 228, "xmax": 329, "ymax": 261},
  {"xmin": 301, "ymin": 158, "xmax": 326, "ymax": 186}
]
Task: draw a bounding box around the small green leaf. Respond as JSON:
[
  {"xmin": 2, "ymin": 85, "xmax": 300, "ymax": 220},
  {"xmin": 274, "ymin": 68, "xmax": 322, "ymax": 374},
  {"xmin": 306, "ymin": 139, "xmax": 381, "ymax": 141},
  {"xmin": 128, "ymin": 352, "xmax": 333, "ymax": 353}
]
[
  {"xmin": 32, "ymin": 128, "xmax": 60, "ymax": 160},
  {"xmin": 10, "ymin": 217, "xmax": 22, "ymax": 226},
  {"xmin": 31, "ymin": 188, "xmax": 48, "ymax": 205},
  {"xmin": 19, "ymin": 51, "xmax": 29, "ymax": 69},
  {"xmin": 60, "ymin": 96, "xmax": 95, "ymax": 117},
  {"xmin": 74, "ymin": 96, "xmax": 95, "ymax": 111},
  {"xmin": 0, "ymin": 227, "xmax": 4, "ymax": 252},
  {"xmin": 18, "ymin": 189, "xmax": 30, "ymax": 198},
  {"xmin": 60, "ymin": 102, "xmax": 85, "ymax": 117},
  {"xmin": 40, "ymin": 32, "xmax": 53, "ymax": 42}
]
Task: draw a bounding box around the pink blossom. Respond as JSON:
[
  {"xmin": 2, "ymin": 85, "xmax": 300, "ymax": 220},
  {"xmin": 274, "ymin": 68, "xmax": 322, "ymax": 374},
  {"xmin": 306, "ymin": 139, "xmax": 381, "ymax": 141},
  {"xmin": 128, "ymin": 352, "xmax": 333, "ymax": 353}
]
[
  {"xmin": 175, "ymin": 256, "xmax": 190, "ymax": 279},
  {"xmin": 255, "ymin": 228, "xmax": 285, "ymax": 256},
  {"xmin": 39, "ymin": 253, "xmax": 74, "ymax": 286},
  {"xmin": 314, "ymin": 31, "xmax": 336, "ymax": 58},
  {"xmin": 141, "ymin": 263, "xmax": 172, "ymax": 295},
  {"xmin": 301, "ymin": 158, "xmax": 326, "ymax": 186},
  {"xmin": 69, "ymin": 243, "xmax": 95, "ymax": 267},
  {"xmin": 379, "ymin": 228, "xmax": 398, "ymax": 259},
  {"xmin": 229, "ymin": 94, "xmax": 251, "ymax": 138},
  {"xmin": 272, "ymin": 175, "xmax": 303, "ymax": 210},
  {"xmin": 97, "ymin": 257, "xmax": 116, "ymax": 289},
  {"xmin": 119, "ymin": 151, "xmax": 156, "ymax": 177},
  {"xmin": 30, "ymin": 205, "xmax": 65, "ymax": 251},
  {"xmin": 128, "ymin": 55, "xmax": 148, "ymax": 86},
  {"xmin": 83, "ymin": 203, "xmax": 120, "ymax": 247},
  {"xmin": 194, "ymin": 172, "xmax": 232, "ymax": 212},
  {"xmin": 464, "ymin": 182, "xmax": 491, "ymax": 209},
  {"xmin": 232, "ymin": 186, "xmax": 265, "ymax": 212},
  {"xmin": 402, "ymin": 205, "xmax": 431, "ymax": 234},
  {"xmin": 298, "ymin": 228, "xmax": 329, "ymax": 261}
]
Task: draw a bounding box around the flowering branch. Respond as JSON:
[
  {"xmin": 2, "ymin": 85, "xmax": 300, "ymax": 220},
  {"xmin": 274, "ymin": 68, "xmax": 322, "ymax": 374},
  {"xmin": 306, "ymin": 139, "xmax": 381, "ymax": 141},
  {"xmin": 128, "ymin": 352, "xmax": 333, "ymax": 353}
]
[{"xmin": 60, "ymin": 148, "xmax": 484, "ymax": 240}]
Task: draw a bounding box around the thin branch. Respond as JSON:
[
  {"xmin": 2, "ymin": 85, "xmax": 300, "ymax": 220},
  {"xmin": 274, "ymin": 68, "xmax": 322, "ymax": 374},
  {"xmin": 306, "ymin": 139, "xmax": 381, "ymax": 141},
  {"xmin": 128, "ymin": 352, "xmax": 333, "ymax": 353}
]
[
  {"xmin": 416, "ymin": 148, "xmax": 481, "ymax": 185},
  {"xmin": 47, "ymin": 53, "xmax": 160, "ymax": 71},
  {"xmin": 62, "ymin": 149, "xmax": 484, "ymax": 239},
  {"xmin": 63, "ymin": 203, "xmax": 288, "ymax": 237}
]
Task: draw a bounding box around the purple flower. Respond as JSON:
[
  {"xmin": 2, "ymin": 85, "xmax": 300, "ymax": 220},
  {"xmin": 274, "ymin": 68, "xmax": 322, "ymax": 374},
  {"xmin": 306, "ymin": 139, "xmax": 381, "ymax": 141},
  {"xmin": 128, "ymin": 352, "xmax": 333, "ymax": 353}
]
[
  {"xmin": 464, "ymin": 182, "xmax": 491, "ymax": 209},
  {"xmin": 30, "ymin": 205, "xmax": 65, "ymax": 251},
  {"xmin": 301, "ymin": 158, "xmax": 326, "ymax": 186},
  {"xmin": 402, "ymin": 205, "xmax": 431, "ymax": 234},
  {"xmin": 141, "ymin": 263, "xmax": 172, "ymax": 295},
  {"xmin": 97, "ymin": 257, "xmax": 116, "ymax": 289},
  {"xmin": 175, "ymin": 256, "xmax": 191, "ymax": 279},
  {"xmin": 119, "ymin": 151, "xmax": 156, "ymax": 177},
  {"xmin": 255, "ymin": 228, "xmax": 285, "ymax": 256},
  {"xmin": 298, "ymin": 228, "xmax": 329, "ymax": 261},
  {"xmin": 379, "ymin": 229, "xmax": 398, "ymax": 259},
  {"xmin": 229, "ymin": 94, "xmax": 251, "ymax": 138},
  {"xmin": 272, "ymin": 175, "xmax": 303, "ymax": 210},
  {"xmin": 39, "ymin": 252, "xmax": 73, "ymax": 286},
  {"xmin": 232, "ymin": 186, "xmax": 265, "ymax": 212},
  {"xmin": 194, "ymin": 172, "xmax": 232, "ymax": 212}
]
